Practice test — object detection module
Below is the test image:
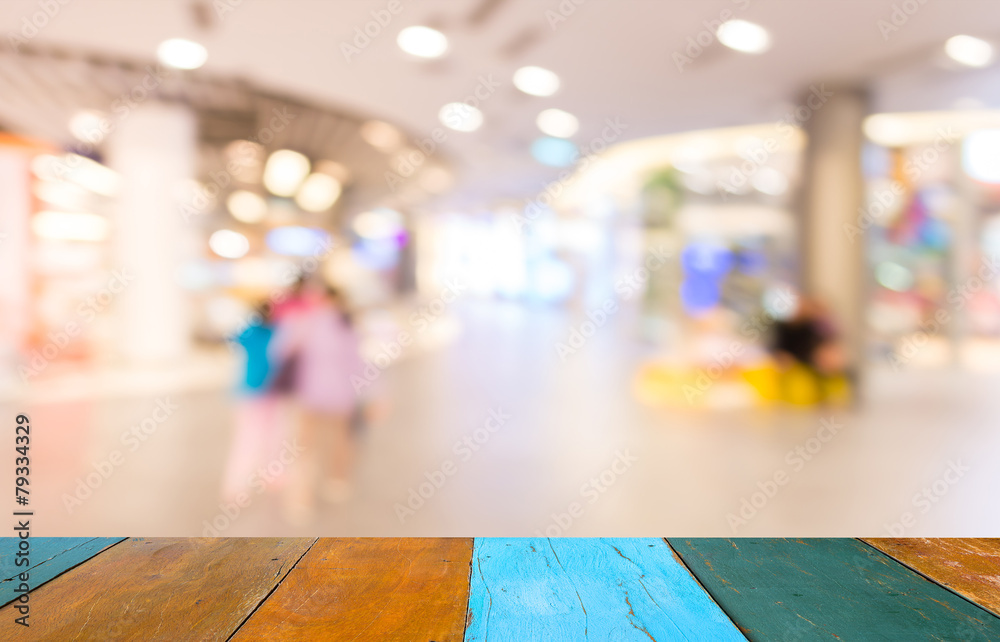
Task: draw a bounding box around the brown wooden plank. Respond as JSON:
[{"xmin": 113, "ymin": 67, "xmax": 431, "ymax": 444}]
[
  {"xmin": 864, "ymin": 538, "xmax": 1000, "ymax": 617},
  {"xmin": 0, "ymin": 537, "xmax": 314, "ymax": 640},
  {"xmin": 232, "ymin": 537, "xmax": 473, "ymax": 641}
]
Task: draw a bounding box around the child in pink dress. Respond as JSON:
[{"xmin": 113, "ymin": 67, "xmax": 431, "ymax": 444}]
[{"xmin": 269, "ymin": 286, "xmax": 365, "ymax": 521}]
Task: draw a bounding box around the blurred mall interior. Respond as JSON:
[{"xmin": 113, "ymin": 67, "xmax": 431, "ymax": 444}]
[{"xmin": 1, "ymin": 0, "xmax": 1000, "ymax": 536}]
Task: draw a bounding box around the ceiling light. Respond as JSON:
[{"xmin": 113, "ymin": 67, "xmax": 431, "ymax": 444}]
[
  {"xmin": 295, "ymin": 173, "xmax": 343, "ymax": 212},
  {"xmin": 354, "ymin": 208, "xmax": 404, "ymax": 240},
  {"xmin": 156, "ymin": 38, "xmax": 208, "ymax": 70},
  {"xmin": 513, "ymin": 66, "xmax": 560, "ymax": 96},
  {"xmin": 360, "ymin": 120, "xmax": 404, "ymax": 151},
  {"xmin": 315, "ymin": 160, "xmax": 352, "ymax": 184},
  {"xmin": 716, "ymin": 20, "xmax": 772, "ymax": 54},
  {"xmin": 209, "ymin": 229, "xmax": 250, "ymax": 259},
  {"xmin": 945, "ymin": 35, "xmax": 994, "ymax": 68},
  {"xmin": 963, "ymin": 130, "xmax": 1000, "ymax": 183},
  {"xmin": 226, "ymin": 190, "xmax": 268, "ymax": 223},
  {"xmin": 397, "ymin": 26, "xmax": 448, "ymax": 58},
  {"xmin": 263, "ymin": 150, "xmax": 311, "ymax": 197},
  {"xmin": 536, "ymin": 108, "xmax": 579, "ymax": 138},
  {"xmin": 439, "ymin": 103, "xmax": 484, "ymax": 132},
  {"xmin": 69, "ymin": 111, "xmax": 108, "ymax": 143},
  {"xmin": 32, "ymin": 211, "xmax": 109, "ymax": 242}
]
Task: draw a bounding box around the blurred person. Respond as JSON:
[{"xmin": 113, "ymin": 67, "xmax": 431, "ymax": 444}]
[
  {"xmin": 269, "ymin": 285, "xmax": 365, "ymax": 523},
  {"xmin": 220, "ymin": 302, "xmax": 283, "ymax": 501},
  {"xmin": 770, "ymin": 294, "xmax": 847, "ymax": 404}
]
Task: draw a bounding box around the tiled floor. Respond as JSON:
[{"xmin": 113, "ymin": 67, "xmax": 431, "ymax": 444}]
[{"xmin": 5, "ymin": 300, "xmax": 1000, "ymax": 537}]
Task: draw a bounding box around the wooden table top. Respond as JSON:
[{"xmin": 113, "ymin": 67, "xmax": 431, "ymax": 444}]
[{"xmin": 1, "ymin": 537, "xmax": 998, "ymax": 640}]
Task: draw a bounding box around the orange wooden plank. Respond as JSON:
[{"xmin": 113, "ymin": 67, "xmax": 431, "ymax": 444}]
[
  {"xmin": 0, "ymin": 538, "xmax": 314, "ymax": 640},
  {"xmin": 232, "ymin": 537, "xmax": 473, "ymax": 641},
  {"xmin": 864, "ymin": 538, "xmax": 1000, "ymax": 617}
]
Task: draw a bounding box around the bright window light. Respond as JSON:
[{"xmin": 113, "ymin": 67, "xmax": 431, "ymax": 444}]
[{"xmin": 963, "ymin": 130, "xmax": 1000, "ymax": 183}]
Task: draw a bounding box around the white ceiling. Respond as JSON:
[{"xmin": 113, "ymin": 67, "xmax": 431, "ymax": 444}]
[{"xmin": 3, "ymin": 0, "xmax": 1000, "ymax": 210}]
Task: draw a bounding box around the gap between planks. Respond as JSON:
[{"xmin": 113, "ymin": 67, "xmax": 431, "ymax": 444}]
[
  {"xmin": 856, "ymin": 539, "xmax": 1000, "ymax": 620},
  {"xmin": 225, "ymin": 537, "xmax": 320, "ymax": 641}
]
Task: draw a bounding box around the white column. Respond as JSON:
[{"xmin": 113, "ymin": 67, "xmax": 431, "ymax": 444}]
[
  {"xmin": 0, "ymin": 150, "xmax": 31, "ymax": 384},
  {"xmin": 798, "ymin": 86, "xmax": 868, "ymax": 375},
  {"xmin": 106, "ymin": 103, "xmax": 197, "ymax": 363}
]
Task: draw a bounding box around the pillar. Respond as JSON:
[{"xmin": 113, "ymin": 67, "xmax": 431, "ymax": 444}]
[
  {"xmin": 797, "ymin": 86, "xmax": 868, "ymax": 383},
  {"xmin": 106, "ymin": 103, "xmax": 197, "ymax": 363}
]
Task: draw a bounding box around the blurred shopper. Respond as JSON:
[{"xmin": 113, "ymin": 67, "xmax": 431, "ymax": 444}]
[
  {"xmin": 771, "ymin": 294, "xmax": 847, "ymax": 404},
  {"xmin": 270, "ymin": 285, "xmax": 365, "ymax": 523},
  {"xmin": 220, "ymin": 303, "xmax": 282, "ymax": 501}
]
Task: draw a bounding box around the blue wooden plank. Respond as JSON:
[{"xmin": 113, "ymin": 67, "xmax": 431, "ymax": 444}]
[
  {"xmin": 465, "ymin": 538, "xmax": 745, "ymax": 641},
  {"xmin": 0, "ymin": 537, "xmax": 124, "ymax": 607}
]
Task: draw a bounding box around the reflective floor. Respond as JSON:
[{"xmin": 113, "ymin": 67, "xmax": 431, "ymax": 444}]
[{"xmin": 8, "ymin": 300, "xmax": 1000, "ymax": 537}]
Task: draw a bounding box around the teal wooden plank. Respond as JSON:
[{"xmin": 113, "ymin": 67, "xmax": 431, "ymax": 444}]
[
  {"xmin": 0, "ymin": 537, "xmax": 124, "ymax": 607},
  {"xmin": 465, "ymin": 537, "xmax": 745, "ymax": 641},
  {"xmin": 668, "ymin": 538, "xmax": 1000, "ymax": 641}
]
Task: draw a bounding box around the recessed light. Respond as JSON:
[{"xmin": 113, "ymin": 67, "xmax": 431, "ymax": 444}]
[
  {"xmin": 209, "ymin": 229, "xmax": 250, "ymax": 259},
  {"xmin": 439, "ymin": 103, "xmax": 484, "ymax": 132},
  {"xmin": 945, "ymin": 35, "xmax": 994, "ymax": 68},
  {"xmin": 536, "ymin": 109, "xmax": 579, "ymax": 138},
  {"xmin": 263, "ymin": 150, "xmax": 311, "ymax": 197},
  {"xmin": 157, "ymin": 38, "xmax": 207, "ymax": 70},
  {"xmin": 513, "ymin": 66, "xmax": 560, "ymax": 97},
  {"xmin": 295, "ymin": 173, "xmax": 343, "ymax": 212},
  {"xmin": 397, "ymin": 26, "xmax": 448, "ymax": 58},
  {"xmin": 360, "ymin": 120, "xmax": 404, "ymax": 151},
  {"xmin": 226, "ymin": 190, "xmax": 268, "ymax": 223},
  {"xmin": 716, "ymin": 20, "xmax": 772, "ymax": 54}
]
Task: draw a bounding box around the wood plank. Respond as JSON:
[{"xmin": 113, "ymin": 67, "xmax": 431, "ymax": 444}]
[
  {"xmin": 232, "ymin": 537, "xmax": 473, "ymax": 641},
  {"xmin": 0, "ymin": 537, "xmax": 124, "ymax": 607},
  {"xmin": 864, "ymin": 538, "xmax": 1000, "ymax": 618},
  {"xmin": 0, "ymin": 537, "xmax": 314, "ymax": 641},
  {"xmin": 668, "ymin": 538, "xmax": 1000, "ymax": 641},
  {"xmin": 464, "ymin": 538, "xmax": 745, "ymax": 641}
]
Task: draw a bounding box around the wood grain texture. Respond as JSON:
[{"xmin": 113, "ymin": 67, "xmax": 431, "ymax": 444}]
[
  {"xmin": 669, "ymin": 538, "xmax": 1000, "ymax": 641},
  {"xmin": 464, "ymin": 538, "xmax": 745, "ymax": 641},
  {"xmin": 864, "ymin": 538, "xmax": 1000, "ymax": 618},
  {"xmin": 231, "ymin": 537, "xmax": 473, "ymax": 642},
  {"xmin": 0, "ymin": 537, "xmax": 124, "ymax": 607},
  {"xmin": 0, "ymin": 537, "xmax": 314, "ymax": 641}
]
